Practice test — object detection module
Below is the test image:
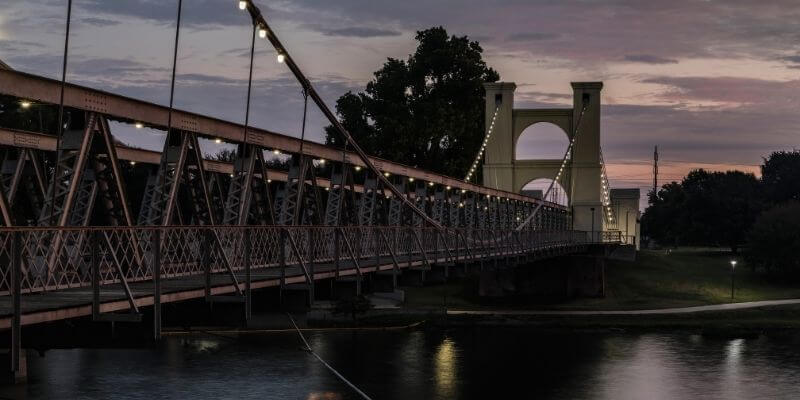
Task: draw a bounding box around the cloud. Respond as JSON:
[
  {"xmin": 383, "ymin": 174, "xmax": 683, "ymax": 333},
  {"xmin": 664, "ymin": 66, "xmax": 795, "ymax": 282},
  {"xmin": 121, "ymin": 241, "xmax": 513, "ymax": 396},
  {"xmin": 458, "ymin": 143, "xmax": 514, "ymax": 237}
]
[
  {"xmin": 623, "ymin": 54, "xmax": 678, "ymax": 64},
  {"xmin": 506, "ymin": 32, "xmax": 560, "ymax": 42},
  {"xmin": 321, "ymin": 27, "xmax": 402, "ymax": 38},
  {"xmin": 80, "ymin": 17, "xmax": 121, "ymax": 27}
]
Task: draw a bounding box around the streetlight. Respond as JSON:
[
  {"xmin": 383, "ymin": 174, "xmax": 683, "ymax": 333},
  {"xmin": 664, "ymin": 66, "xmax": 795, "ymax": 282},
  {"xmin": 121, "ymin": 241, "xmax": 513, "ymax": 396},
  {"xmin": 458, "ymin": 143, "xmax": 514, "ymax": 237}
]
[{"xmin": 730, "ymin": 260, "xmax": 737, "ymax": 300}]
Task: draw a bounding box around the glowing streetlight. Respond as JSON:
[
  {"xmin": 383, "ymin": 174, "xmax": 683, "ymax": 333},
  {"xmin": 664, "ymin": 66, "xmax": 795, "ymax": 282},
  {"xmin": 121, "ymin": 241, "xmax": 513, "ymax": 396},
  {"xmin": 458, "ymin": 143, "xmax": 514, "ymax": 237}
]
[{"xmin": 730, "ymin": 260, "xmax": 737, "ymax": 300}]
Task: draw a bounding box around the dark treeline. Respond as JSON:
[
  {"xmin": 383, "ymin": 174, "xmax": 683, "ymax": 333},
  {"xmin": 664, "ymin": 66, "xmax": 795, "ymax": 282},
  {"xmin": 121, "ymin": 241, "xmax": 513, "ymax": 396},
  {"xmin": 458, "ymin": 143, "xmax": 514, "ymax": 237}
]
[{"xmin": 642, "ymin": 150, "xmax": 800, "ymax": 276}]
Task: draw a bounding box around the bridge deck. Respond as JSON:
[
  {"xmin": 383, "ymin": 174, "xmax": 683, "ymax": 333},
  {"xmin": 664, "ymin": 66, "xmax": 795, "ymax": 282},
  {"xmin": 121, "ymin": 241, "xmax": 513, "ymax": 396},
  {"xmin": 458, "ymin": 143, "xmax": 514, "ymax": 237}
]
[{"xmin": 0, "ymin": 243, "xmax": 583, "ymax": 330}]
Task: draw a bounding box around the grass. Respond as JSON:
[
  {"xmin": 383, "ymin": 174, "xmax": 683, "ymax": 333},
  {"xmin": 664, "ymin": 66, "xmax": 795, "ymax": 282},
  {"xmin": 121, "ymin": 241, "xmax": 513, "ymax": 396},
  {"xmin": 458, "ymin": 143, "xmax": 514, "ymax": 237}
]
[{"xmin": 402, "ymin": 249, "xmax": 800, "ymax": 311}]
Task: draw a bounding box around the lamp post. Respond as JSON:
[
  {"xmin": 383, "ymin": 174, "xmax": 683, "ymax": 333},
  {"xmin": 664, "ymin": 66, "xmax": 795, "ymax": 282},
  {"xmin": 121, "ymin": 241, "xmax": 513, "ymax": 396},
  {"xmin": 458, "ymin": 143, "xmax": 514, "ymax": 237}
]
[
  {"xmin": 590, "ymin": 207, "xmax": 596, "ymax": 242},
  {"xmin": 730, "ymin": 260, "xmax": 737, "ymax": 300}
]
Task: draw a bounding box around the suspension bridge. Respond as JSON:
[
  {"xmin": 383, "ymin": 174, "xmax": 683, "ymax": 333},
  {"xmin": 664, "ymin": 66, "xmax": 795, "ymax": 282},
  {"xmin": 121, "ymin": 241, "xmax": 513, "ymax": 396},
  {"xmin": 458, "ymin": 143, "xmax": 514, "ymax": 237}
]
[{"xmin": 0, "ymin": 0, "xmax": 639, "ymax": 383}]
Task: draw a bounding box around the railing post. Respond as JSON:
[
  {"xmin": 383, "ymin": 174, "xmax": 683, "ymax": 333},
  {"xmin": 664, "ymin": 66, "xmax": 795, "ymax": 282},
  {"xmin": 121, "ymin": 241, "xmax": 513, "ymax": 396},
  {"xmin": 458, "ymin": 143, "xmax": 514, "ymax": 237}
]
[
  {"xmin": 11, "ymin": 231, "xmax": 21, "ymax": 375},
  {"xmin": 244, "ymin": 228, "xmax": 251, "ymax": 322},
  {"xmin": 308, "ymin": 229, "xmax": 315, "ymax": 306},
  {"xmin": 203, "ymin": 231, "xmax": 211, "ymax": 300},
  {"xmin": 92, "ymin": 230, "xmax": 100, "ymax": 320},
  {"xmin": 334, "ymin": 228, "xmax": 341, "ymax": 278},
  {"xmin": 279, "ymin": 228, "xmax": 286, "ymax": 303},
  {"xmin": 152, "ymin": 229, "xmax": 161, "ymax": 340}
]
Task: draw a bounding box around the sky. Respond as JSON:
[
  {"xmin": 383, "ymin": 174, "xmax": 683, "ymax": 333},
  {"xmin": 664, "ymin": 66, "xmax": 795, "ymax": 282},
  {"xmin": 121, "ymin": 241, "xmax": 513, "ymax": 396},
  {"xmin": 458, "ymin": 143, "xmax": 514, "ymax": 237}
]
[{"xmin": 1, "ymin": 0, "xmax": 798, "ymax": 208}]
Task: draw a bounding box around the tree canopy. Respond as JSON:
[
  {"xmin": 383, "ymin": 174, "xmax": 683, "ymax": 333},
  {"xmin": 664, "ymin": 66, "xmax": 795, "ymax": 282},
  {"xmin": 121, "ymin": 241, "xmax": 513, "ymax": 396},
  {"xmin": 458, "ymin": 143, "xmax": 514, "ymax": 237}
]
[
  {"xmin": 761, "ymin": 150, "xmax": 800, "ymax": 205},
  {"xmin": 747, "ymin": 202, "xmax": 800, "ymax": 276},
  {"xmin": 642, "ymin": 169, "xmax": 762, "ymax": 252},
  {"xmin": 325, "ymin": 26, "xmax": 499, "ymax": 178}
]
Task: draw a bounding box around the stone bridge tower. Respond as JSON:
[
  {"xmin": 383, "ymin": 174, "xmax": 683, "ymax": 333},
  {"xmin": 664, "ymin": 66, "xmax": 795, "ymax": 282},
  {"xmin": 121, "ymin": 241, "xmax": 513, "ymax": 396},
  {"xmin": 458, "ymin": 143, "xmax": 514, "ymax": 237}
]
[{"xmin": 482, "ymin": 81, "xmax": 604, "ymax": 232}]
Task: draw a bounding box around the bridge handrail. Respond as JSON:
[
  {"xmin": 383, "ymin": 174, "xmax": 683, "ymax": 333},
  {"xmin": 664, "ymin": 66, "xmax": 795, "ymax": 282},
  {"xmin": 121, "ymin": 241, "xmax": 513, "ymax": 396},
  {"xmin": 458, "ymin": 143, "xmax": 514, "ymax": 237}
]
[{"xmin": 0, "ymin": 226, "xmax": 617, "ymax": 296}]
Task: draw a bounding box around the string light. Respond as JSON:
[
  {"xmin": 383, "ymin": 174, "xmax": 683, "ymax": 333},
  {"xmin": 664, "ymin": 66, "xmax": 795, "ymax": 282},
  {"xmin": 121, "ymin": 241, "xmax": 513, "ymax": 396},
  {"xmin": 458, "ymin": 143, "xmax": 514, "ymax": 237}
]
[
  {"xmin": 464, "ymin": 105, "xmax": 500, "ymax": 182},
  {"xmin": 258, "ymin": 27, "xmax": 267, "ymax": 39},
  {"xmin": 238, "ymin": 1, "xmax": 247, "ymax": 10},
  {"xmin": 277, "ymin": 53, "xmax": 286, "ymax": 63}
]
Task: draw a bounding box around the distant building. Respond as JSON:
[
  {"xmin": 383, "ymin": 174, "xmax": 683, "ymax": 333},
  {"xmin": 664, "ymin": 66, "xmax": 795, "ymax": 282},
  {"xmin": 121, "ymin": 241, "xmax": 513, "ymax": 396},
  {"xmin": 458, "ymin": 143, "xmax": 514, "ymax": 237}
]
[{"xmin": 610, "ymin": 188, "xmax": 641, "ymax": 250}]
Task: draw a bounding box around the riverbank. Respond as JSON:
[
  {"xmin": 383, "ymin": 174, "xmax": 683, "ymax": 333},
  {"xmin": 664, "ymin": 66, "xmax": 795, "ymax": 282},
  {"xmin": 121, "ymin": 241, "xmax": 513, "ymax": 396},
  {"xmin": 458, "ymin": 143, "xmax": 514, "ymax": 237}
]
[
  {"xmin": 321, "ymin": 249, "xmax": 800, "ymax": 334},
  {"xmin": 403, "ymin": 249, "xmax": 800, "ymax": 311}
]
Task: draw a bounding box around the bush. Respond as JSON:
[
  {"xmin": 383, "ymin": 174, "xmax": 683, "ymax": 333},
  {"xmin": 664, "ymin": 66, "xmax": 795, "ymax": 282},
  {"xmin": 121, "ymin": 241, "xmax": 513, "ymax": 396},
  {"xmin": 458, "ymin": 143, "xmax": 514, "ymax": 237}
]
[{"xmin": 747, "ymin": 202, "xmax": 800, "ymax": 276}]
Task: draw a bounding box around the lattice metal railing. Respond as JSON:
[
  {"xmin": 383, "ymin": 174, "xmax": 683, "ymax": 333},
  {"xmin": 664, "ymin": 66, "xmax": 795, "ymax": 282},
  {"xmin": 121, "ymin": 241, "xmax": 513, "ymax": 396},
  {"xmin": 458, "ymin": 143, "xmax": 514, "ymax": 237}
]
[{"xmin": 0, "ymin": 226, "xmax": 621, "ymax": 296}]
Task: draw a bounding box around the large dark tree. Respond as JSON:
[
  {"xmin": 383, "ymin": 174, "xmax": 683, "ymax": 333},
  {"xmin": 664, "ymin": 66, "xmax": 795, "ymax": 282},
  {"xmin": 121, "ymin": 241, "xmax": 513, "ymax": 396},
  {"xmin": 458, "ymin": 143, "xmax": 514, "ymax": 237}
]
[
  {"xmin": 761, "ymin": 150, "xmax": 800, "ymax": 205},
  {"xmin": 642, "ymin": 169, "xmax": 763, "ymax": 252},
  {"xmin": 747, "ymin": 202, "xmax": 800, "ymax": 276},
  {"xmin": 325, "ymin": 27, "xmax": 499, "ymax": 178}
]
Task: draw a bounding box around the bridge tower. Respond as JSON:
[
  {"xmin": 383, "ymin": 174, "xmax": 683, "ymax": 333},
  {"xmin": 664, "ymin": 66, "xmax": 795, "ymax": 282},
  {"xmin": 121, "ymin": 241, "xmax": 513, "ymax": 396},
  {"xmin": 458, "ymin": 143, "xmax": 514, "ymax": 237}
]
[{"xmin": 482, "ymin": 81, "xmax": 604, "ymax": 233}]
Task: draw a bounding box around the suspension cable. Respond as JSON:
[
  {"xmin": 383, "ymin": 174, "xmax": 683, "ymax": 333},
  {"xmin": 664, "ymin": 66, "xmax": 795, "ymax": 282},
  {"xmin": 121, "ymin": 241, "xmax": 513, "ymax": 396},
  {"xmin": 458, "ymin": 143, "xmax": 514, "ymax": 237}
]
[
  {"xmin": 286, "ymin": 313, "xmax": 374, "ymax": 400},
  {"xmin": 157, "ymin": 0, "xmax": 183, "ymax": 217},
  {"xmin": 599, "ymin": 147, "xmax": 615, "ymax": 226},
  {"xmin": 298, "ymin": 88, "xmax": 309, "ymax": 156},
  {"xmin": 464, "ymin": 105, "xmax": 500, "ymax": 182},
  {"xmin": 242, "ymin": 21, "xmax": 257, "ymax": 155},
  {"xmin": 241, "ymin": 1, "xmax": 442, "ymax": 229},
  {"xmin": 514, "ymin": 102, "xmax": 588, "ymax": 231},
  {"xmin": 49, "ymin": 0, "xmax": 73, "ymax": 225}
]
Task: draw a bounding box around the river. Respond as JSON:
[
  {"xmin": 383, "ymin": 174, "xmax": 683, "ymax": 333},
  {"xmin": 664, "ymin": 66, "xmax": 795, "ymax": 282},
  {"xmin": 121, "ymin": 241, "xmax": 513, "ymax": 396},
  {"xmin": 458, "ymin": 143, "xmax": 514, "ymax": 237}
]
[{"xmin": 13, "ymin": 328, "xmax": 800, "ymax": 399}]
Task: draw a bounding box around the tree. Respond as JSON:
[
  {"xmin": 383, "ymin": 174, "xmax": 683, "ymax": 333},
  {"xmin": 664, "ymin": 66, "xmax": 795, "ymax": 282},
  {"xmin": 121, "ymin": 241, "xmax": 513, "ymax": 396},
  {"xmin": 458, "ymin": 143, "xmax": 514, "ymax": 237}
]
[
  {"xmin": 641, "ymin": 169, "xmax": 763, "ymax": 252},
  {"xmin": 325, "ymin": 27, "xmax": 499, "ymax": 178},
  {"xmin": 747, "ymin": 202, "xmax": 800, "ymax": 276},
  {"xmin": 761, "ymin": 150, "xmax": 800, "ymax": 205},
  {"xmin": 641, "ymin": 182, "xmax": 686, "ymax": 247}
]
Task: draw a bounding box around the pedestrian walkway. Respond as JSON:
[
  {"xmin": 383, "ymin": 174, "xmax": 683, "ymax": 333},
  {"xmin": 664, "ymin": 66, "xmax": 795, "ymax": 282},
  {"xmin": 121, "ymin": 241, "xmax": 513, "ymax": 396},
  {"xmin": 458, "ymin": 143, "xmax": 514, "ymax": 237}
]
[{"xmin": 447, "ymin": 299, "xmax": 800, "ymax": 316}]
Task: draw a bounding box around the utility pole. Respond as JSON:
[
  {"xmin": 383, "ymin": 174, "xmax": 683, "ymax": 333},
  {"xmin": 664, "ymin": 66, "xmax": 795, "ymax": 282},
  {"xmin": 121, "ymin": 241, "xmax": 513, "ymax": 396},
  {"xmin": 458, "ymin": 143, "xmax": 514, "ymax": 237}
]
[{"xmin": 652, "ymin": 145, "xmax": 659, "ymax": 195}]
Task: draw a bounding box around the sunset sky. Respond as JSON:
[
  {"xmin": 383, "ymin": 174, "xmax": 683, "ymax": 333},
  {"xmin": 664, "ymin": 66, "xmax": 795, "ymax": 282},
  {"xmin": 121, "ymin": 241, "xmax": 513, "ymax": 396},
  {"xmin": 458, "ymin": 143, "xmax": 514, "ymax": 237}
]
[{"xmin": 2, "ymin": 0, "xmax": 798, "ymax": 207}]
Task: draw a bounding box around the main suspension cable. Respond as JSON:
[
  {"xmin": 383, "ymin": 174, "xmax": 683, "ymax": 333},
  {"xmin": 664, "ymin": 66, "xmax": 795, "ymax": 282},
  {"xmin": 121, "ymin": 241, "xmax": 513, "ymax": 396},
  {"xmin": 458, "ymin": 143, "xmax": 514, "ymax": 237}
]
[
  {"xmin": 157, "ymin": 0, "xmax": 183, "ymax": 222},
  {"xmin": 49, "ymin": 0, "xmax": 73, "ymax": 225},
  {"xmin": 286, "ymin": 312, "xmax": 374, "ymax": 400},
  {"xmin": 464, "ymin": 105, "xmax": 500, "ymax": 182},
  {"xmin": 240, "ymin": 1, "xmax": 442, "ymax": 229},
  {"xmin": 514, "ymin": 102, "xmax": 588, "ymax": 231}
]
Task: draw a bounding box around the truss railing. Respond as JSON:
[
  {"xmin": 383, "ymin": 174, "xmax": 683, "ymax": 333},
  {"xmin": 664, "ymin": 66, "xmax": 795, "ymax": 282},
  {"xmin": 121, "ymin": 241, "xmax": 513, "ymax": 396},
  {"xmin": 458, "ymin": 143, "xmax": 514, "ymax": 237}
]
[{"xmin": 0, "ymin": 226, "xmax": 623, "ymax": 296}]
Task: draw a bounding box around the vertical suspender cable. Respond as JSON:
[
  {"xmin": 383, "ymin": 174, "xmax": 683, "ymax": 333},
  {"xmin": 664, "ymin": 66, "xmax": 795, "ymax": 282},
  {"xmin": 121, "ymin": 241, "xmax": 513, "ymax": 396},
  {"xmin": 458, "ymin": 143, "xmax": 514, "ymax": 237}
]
[
  {"xmin": 243, "ymin": 22, "xmax": 256, "ymax": 154},
  {"xmin": 49, "ymin": 0, "xmax": 73, "ymax": 225},
  {"xmin": 159, "ymin": 0, "xmax": 183, "ymax": 214}
]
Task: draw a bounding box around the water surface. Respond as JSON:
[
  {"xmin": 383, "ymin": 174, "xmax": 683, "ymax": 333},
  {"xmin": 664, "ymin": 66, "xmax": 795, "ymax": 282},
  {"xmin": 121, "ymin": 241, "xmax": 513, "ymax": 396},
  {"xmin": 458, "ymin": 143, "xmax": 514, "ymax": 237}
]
[{"xmin": 15, "ymin": 328, "xmax": 800, "ymax": 399}]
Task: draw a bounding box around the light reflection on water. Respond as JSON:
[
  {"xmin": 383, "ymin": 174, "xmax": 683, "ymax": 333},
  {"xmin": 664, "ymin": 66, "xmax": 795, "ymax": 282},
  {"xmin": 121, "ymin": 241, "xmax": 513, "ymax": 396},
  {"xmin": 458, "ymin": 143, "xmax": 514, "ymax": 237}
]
[{"xmin": 10, "ymin": 329, "xmax": 800, "ymax": 399}]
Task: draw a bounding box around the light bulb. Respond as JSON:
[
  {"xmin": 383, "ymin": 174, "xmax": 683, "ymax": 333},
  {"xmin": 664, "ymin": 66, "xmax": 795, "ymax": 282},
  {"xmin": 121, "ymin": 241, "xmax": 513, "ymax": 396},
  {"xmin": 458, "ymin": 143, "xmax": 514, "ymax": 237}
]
[
  {"xmin": 354, "ymin": 166, "xmax": 362, "ymax": 171},
  {"xmin": 135, "ymin": 122, "xmax": 144, "ymax": 129},
  {"xmin": 20, "ymin": 101, "xmax": 31, "ymax": 109},
  {"xmin": 214, "ymin": 138, "xmax": 222, "ymax": 144},
  {"xmin": 273, "ymin": 149, "xmax": 280, "ymax": 154},
  {"xmin": 408, "ymin": 177, "xmax": 415, "ymax": 182},
  {"xmin": 259, "ymin": 28, "xmax": 267, "ymax": 39},
  {"xmin": 129, "ymin": 161, "xmax": 136, "ymax": 166},
  {"xmin": 318, "ymin": 159, "xmax": 326, "ymax": 165},
  {"xmin": 383, "ymin": 172, "xmax": 390, "ymax": 177},
  {"xmin": 277, "ymin": 53, "xmax": 286, "ymax": 63},
  {"xmin": 238, "ymin": 1, "xmax": 247, "ymax": 10}
]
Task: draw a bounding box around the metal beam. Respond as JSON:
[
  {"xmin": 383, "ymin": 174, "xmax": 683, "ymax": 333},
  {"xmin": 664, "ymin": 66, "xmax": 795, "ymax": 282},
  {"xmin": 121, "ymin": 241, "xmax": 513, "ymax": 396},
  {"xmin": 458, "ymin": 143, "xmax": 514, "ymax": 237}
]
[{"xmin": 0, "ymin": 69, "xmax": 562, "ymax": 208}]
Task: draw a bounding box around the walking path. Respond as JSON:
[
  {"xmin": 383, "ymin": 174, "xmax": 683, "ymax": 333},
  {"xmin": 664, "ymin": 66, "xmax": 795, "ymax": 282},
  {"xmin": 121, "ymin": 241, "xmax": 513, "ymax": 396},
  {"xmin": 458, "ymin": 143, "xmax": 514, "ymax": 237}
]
[{"xmin": 447, "ymin": 299, "xmax": 800, "ymax": 316}]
